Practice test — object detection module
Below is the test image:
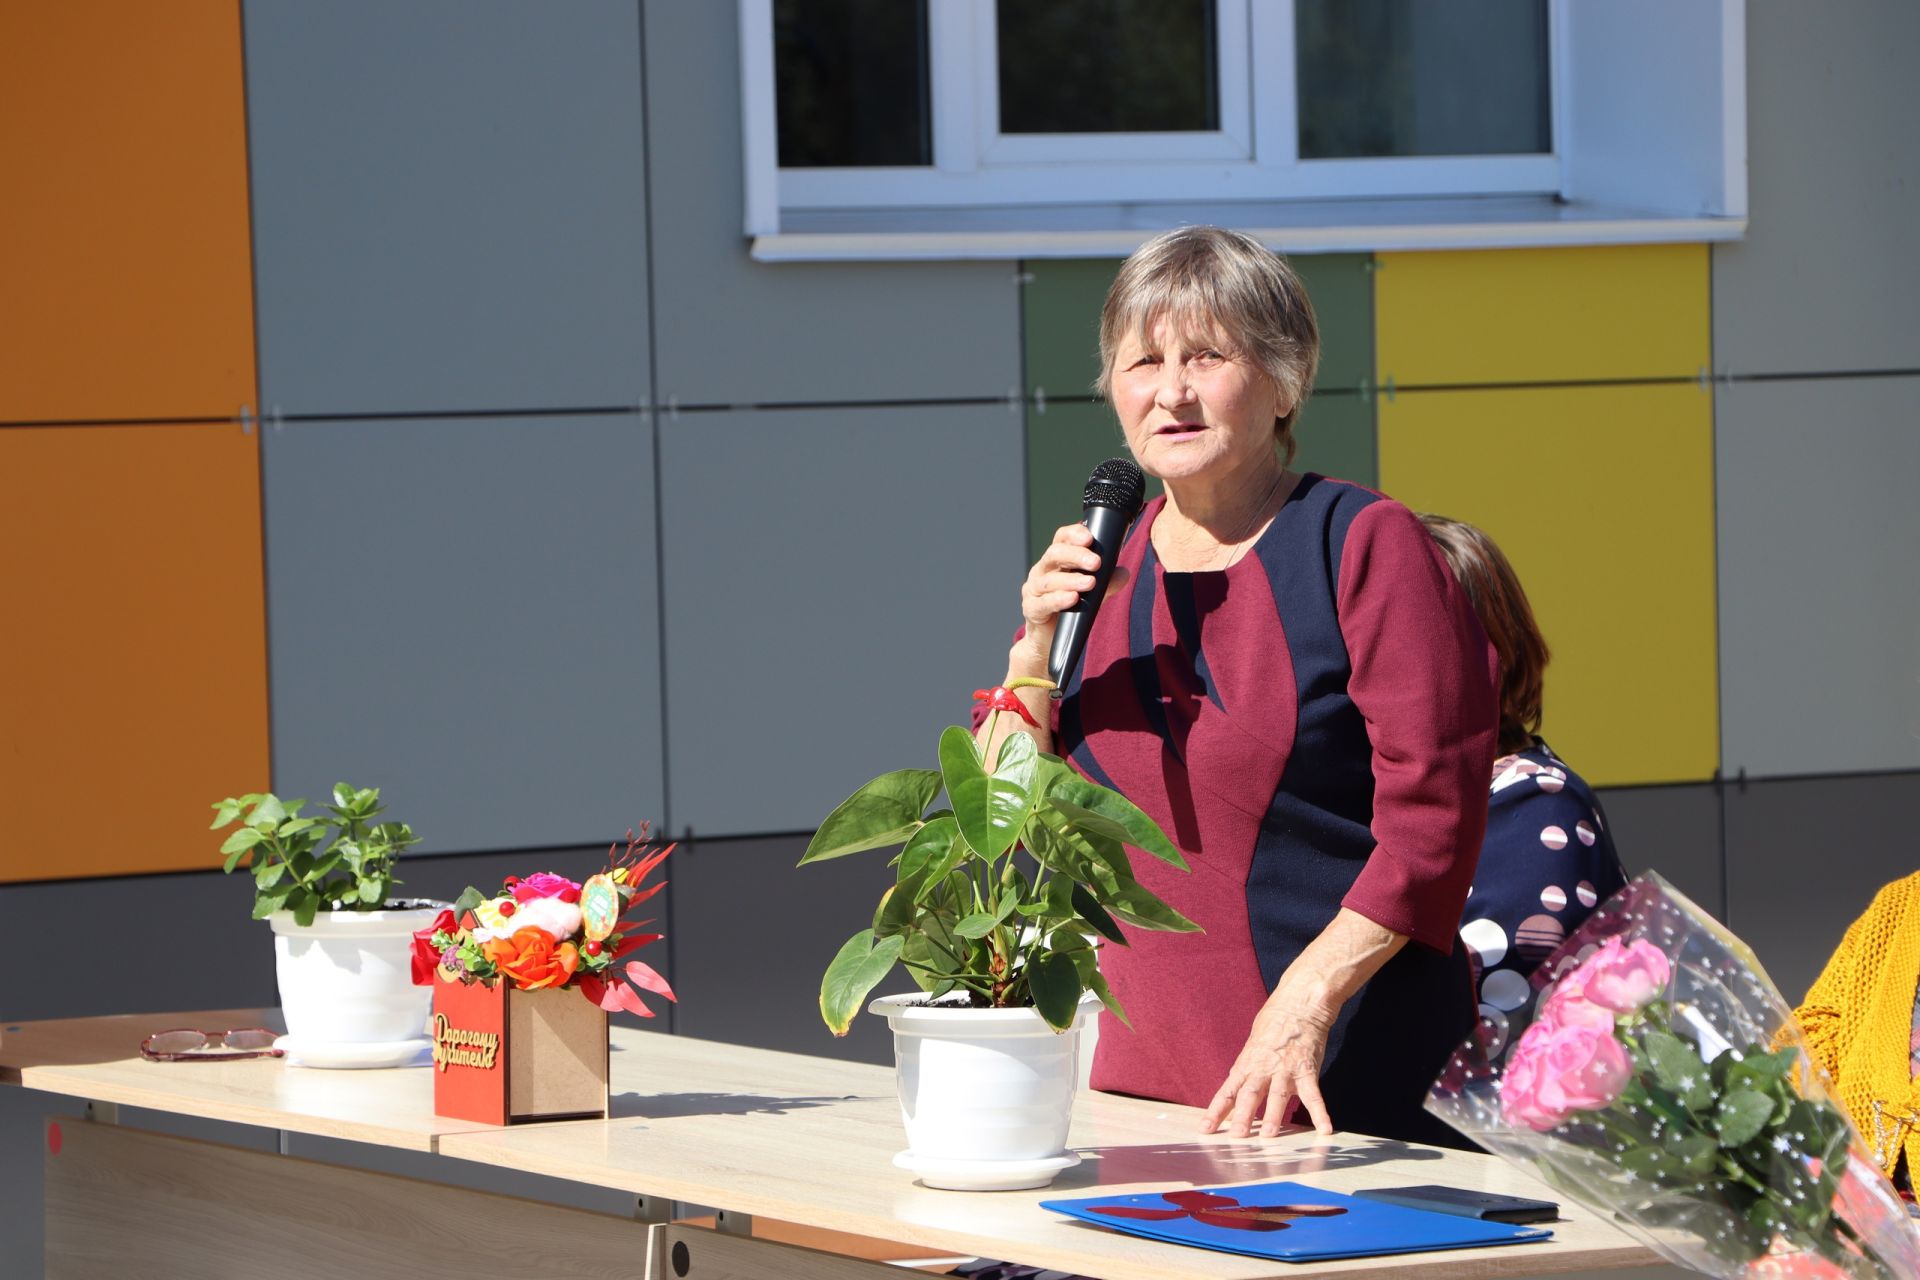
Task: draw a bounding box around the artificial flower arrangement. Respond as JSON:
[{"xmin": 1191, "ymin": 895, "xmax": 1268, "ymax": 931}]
[
  {"xmin": 412, "ymin": 827, "xmax": 675, "ymax": 1124},
  {"xmin": 1427, "ymin": 872, "xmax": 1920, "ymax": 1280}
]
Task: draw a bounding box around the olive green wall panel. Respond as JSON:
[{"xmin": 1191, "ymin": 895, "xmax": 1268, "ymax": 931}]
[
  {"xmin": 1025, "ymin": 400, "xmax": 1132, "ymax": 563},
  {"xmin": 1293, "ymin": 390, "xmax": 1376, "ymax": 490}
]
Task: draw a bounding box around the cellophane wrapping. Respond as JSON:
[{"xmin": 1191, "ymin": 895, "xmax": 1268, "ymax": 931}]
[{"xmin": 1426, "ymin": 872, "xmax": 1920, "ymax": 1278}]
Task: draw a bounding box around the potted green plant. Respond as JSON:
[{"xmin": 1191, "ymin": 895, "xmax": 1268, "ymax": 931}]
[
  {"xmin": 801, "ymin": 680, "xmax": 1199, "ymax": 1189},
  {"xmin": 213, "ymin": 783, "xmax": 439, "ymax": 1068}
]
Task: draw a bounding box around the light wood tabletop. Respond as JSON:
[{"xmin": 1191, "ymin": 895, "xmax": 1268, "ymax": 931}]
[{"xmin": 2, "ymin": 1009, "xmax": 1661, "ymax": 1278}]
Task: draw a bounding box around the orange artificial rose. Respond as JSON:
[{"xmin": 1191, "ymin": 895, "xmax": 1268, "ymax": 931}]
[{"xmin": 482, "ymin": 927, "xmax": 581, "ymax": 991}]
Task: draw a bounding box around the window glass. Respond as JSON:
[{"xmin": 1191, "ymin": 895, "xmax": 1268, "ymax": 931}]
[
  {"xmin": 775, "ymin": 0, "xmax": 931, "ymax": 167},
  {"xmin": 997, "ymin": 0, "xmax": 1219, "ymax": 135},
  {"xmin": 1296, "ymin": 0, "xmax": 1550, "ymax": 159}
]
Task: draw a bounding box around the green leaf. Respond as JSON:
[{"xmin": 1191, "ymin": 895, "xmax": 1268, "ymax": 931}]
[
  {"xmin": 990, "ymin": 729, "xmax": 1039, "ymax": 791},
  {"xmin": 251, "ymin": 858, "xmax": 287, "ymax": 888},
  {"xmin": 250, "ymin": 880, "xmax": 297, "ymax": 919},
  {"xmin": 210, "ymin": 799, "xmax": 243, "ymax": 828},
  {"xmin": 801, "ymin": 769, "xmax": 942, "ymax": 864},
  {"xmin": 247, "ymin": 795, "xmax": 288, "ymax": 830},
  {"xmin": 1716, "ymin": 1090, "xmax": 1773, "ymax": 1148},
  {"xmin": 358, "ymin": 876, "xmax": 384, "ymax": 905},
  {"xmin": 1090, "ymin": 876, "xmax": 1201, "ymax": 933},
  {"xmin": 819, "ymin": 930, "xmax": 905, "ymax": 1036},
  {"xmin": 1644, "ymin": 1028, "xmax": 1705, "ymax": 1094},
  {"xmin": 1028, "ymin": 952, "xmax": 1083, "ymax": 1031},
  {"xmin": 1045, "ymin": 777, "xmax": 1186, "ymax": 869},
  {"xmin": 277, "ymin": 817, "xmax": 317, "ymax": 838},
  {"xmin": 897, "ymin": 816, "xmax": 961, "ymax": 889},
  {"xmin": 220, "ymin": 826, "xmax": 267, "ymax": 857},
  {"xmin": 954, "ymin": 912, "xmax": 1001, "ymax": 940},
  {"xmin": 452, "ymin": 885, "xmax": 486, "ymax": 918},
  {"xmin": 943, "ymin": 726, "xmax": 1031, "ymax": 862},
  {"xmin": 1072, "ymin": 883, "xmax": 1128, "ymax": 946},
  {"xmin": 1675, "ymin": 1133, "xmax": 1718, "ymax": 1177},
  {"xmin": 293, "ymin": 893, "xmax": 320, "ymax": 928},
  {"xmin": 1084, "ymin": 965, "xmax": 1130, "ymax": 1028},
  {"xmin": 873, "ymin": 884, "xmax": 918, "ymax": 938}
]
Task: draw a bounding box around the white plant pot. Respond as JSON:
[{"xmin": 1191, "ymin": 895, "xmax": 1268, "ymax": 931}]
[
  {"xmin": 270, "ymin": 905, "xmax": 440, "ymax": 1067},
  {"xmin": 870, "ymin": 992, "xmax": 1093, "ymax": 1191}
]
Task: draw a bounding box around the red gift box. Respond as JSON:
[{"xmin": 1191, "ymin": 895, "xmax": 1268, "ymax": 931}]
[{"xmin": 431, "ymin": 968, "xmax": 609, "ymax": 1125}]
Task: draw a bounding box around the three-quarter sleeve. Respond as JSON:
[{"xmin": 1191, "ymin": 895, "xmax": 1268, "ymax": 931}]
[{"xmin": 1335, "ymin": 499, "xmax": 1499, "ymax": 952}]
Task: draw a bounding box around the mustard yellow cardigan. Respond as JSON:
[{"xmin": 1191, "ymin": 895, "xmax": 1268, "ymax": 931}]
[{"xmin": 1794, "ymin": 871, "xmax": 1920, "ymax": 1179}]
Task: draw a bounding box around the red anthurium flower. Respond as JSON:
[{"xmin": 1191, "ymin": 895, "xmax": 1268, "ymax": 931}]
[{"xmin": 972, "ymin": 686, "xmax": 1039, "ymax": 729}]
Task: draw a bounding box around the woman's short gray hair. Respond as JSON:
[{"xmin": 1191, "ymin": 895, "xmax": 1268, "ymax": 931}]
[{"xmin": 1095, "ymin": 225, "xmax": 1321, "ymax": 464}]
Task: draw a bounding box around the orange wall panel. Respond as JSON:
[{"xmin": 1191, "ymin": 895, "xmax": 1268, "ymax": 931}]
[
  {"xmin": 0, "ymin": 424, "xmax": 271, "ymax": 881},
  {"xmin": 0, "ymin": 3, "xmax": 257, "ymax": 423}
]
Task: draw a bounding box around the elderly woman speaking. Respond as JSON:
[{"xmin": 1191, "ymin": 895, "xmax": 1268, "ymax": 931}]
[{"xmin": 983, "ymin": 226, "xmax": 1496, "ymax": 1147}]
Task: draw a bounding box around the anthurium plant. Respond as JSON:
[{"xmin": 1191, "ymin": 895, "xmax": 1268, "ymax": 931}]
[
  {"xmin": 213, "ymin": 783, "xmax": 421, "ymax": 926},
  {"xmin": 802, "ymin": 679, "xmax": 1199, "ymax": 1035}
]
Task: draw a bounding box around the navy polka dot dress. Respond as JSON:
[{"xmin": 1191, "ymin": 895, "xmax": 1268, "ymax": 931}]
[{"xmin": 1458, "ymin": 742, "xmax": 1628, "ymax": 1056}]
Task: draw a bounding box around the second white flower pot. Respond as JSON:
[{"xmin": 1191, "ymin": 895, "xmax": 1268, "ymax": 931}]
[
  {"xmin": 270, "ymin": 905, "xmax": 441, "ymax": 1067},
  {"xmin": 870, "ymin": 992, "xmax": 1094, "ymax": 1191}
]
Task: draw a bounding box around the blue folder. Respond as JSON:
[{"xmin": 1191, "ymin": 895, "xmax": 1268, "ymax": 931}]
[{"xmin": 1040, "ymin": 1180, "xmax": 1553, "ymax": 1263}]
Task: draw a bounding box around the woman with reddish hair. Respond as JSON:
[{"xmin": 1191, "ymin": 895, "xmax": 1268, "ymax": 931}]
[{"xmin": 1419, "ymin": 515, "xmax": 1628, "ymax": 1052}]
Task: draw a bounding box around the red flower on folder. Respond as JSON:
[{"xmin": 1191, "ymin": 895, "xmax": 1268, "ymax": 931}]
[
  {"xmin": 1088, "ymin": 1190, "xmax": 1347, "ymax": 1233},
  {"xmin": 413, "ymin": 826, "xmax": 677, "ymax": 1017}
]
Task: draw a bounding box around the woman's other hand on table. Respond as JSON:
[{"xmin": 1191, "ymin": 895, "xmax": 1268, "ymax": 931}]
[{"xmin": 1199, "ymin": 995, "xmax": 1337, "ymax": 1139}]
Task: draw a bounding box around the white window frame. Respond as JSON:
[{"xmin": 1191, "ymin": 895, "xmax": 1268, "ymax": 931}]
[
  {"xmin": 738, "ymin": 0, "xmax": 1749, "ymax": 258},
  {"xmin": 754, "ymin": 0, "xmax": 1561, "ymax": 215}
]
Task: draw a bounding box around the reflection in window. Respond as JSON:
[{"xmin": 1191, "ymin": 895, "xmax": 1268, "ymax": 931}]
[
  {"xmin": 775, "ymin": 0, "xmax": 931, "ymax": 167},
  {"xmin": 997, "ymin": 0, "xmax": 1218, "ymax": 135},
  {"xmin": 1296, "ymin": 0, "xmax": 1550, "ymax": 159}
]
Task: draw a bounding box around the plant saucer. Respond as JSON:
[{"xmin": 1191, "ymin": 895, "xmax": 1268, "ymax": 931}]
[
  {"xmin": 893, "ymin": 1150, "xmax": 1081, "ymax": 1192},
  {"xmin": 274, "ymin": 1035, "xmax": 432, "ymax": 1070}
]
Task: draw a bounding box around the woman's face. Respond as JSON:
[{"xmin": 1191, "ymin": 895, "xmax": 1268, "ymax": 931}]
[{"xmin": 1109, "ymin": 313, "xmax": 1285, "ymax": 485}]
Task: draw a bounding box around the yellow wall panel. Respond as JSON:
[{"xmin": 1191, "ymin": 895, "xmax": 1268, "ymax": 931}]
[
  {"xmin": 1379, "ymin": 383, "xmax": 1717, "ymax": 787},
  {"xmin": 0, "ymin": 424, "xmax": 271, "ymax": 881},
  {"xmin": 1375, "ymin": 245, "xmax": 1710, "ymax": 388},
  {"xmin": 0, "ymin": 3, "xmax": 257, "ymax": 423}
]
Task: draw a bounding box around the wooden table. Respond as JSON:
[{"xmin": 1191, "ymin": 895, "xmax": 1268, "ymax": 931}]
[{"xmin": 2, "ymin": 1009, "xmax": 1666, "ymax": 1280}]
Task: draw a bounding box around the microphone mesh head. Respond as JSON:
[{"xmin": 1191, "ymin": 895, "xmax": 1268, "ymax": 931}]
[{"xmin": 1083, "ymin": 457, "xmax": 1147, "ymax": 515}]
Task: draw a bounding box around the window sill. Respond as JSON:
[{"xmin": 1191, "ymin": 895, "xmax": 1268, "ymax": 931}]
[{"xmin": 748, "ymin": 196, "xmax": 1746, "ymax": 263}]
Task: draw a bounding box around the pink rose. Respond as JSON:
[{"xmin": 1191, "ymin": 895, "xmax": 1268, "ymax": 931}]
[
  {"xmin": 1500, "ymin": 1018, "xmax": 1633, "ymax": 1131},
  {"xmin": 1744, "ymin": 1253, "xmax": 1855, "ymax": 1278},
  {"xmin": 512, "ymin": 872, "xmax": 581, "ymax": 904},
  {"xmin": 1534, "ymin": 1022, "xmax": 1633, "ymax": 1115},
  {"xmin": 1499, "ymin": 1023, "xmax": 1568, "ymax": 1131},
  {"xmin": 1539, "ymin": 960, "xmax": 1617, "ymax": 1031},
  {"xmin": 1579, "ymin": 938, "xmax": 1672, "ymax": 1013}
]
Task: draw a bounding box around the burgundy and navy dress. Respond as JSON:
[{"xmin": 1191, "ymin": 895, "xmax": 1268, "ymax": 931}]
[{"xmin": 1053, "ymin": 474, "xmax": 1498, "ymax": 1146}]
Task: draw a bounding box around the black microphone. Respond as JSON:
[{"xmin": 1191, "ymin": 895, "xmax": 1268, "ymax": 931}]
[{"xmin": 1048, "ymin": 457, "xmax": 1147, "ymax": 693}]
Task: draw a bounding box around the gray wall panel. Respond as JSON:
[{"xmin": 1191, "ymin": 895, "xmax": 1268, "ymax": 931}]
[
  {"xmin": 660, "ymin": 403, "xmax": 1026, "ymax": 836},
  {"xmin": 669, "ymin": 834, "xmax": 894, "ymax": 1067},
  {"xmin": 1595, "ymin": 782, "xmax": 1724, "ymax": 922},
  {"xmin": 1711, "ymin": 0, "xmax": 1920, "ymax": 375},
  {"xmin": 1725, "ymin": 771, "xmax": 1920, "ymax": 1009},
  {"xmin": 264, "ymin": 416, "xmax": 664, "ymax": 853},
  {"xmin": 245, "ymin": 0, "xmax": 650, "ymax": 415},
  {"xmin": 1716, "ymin": 376, "xmax": 1920, "ymax": 779},
  {"xmin": 641, "ymin": 0, "xmax": 1021, "ymax": 406}
]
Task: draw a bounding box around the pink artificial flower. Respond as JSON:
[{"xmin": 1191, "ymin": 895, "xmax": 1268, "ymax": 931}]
[
  {"xmin": 512, "ymin": 872, "xmax": 582, "ymax": 904},
  {"xmin": 1579, "ymin": 938, "xmax": 1673, "ymax": 1013}
]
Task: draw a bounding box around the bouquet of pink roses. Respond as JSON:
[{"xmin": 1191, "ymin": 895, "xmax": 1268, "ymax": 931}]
[{"xmin": 1428, "ymin": 872, "xmax": 1920, "ymax": 1279}]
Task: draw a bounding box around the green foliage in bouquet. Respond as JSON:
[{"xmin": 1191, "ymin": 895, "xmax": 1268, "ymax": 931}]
[
  {"xmin": 212, "ymin": 783, "xmax": 420, "ymax": 925},
  {"xmin": 801, "ymin": 683, "xmax": 1199, "ymax": 1036}
]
